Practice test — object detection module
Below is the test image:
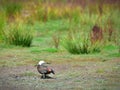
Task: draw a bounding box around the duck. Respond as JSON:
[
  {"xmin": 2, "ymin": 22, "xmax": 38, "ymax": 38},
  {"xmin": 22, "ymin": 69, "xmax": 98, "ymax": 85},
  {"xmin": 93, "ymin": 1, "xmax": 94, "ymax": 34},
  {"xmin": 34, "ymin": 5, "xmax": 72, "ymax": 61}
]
[{"xmin": 36, "ymin": 61, "xmax": 55, "ymax": 79}]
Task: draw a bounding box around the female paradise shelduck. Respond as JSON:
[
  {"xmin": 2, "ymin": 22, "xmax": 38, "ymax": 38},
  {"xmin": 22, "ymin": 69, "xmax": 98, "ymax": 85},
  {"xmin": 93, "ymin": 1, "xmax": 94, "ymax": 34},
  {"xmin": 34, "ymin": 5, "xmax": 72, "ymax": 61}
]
[{"xmin": 36, "ymin": 61, "xmax": 55, "ymax": 79}]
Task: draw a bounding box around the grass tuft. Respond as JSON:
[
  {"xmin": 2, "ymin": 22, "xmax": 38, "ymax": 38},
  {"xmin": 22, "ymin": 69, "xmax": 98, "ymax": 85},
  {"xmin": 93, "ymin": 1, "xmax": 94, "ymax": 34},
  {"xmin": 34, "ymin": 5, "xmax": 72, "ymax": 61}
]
[
  {"xmin": 3, "ymin": 2, "xmax": 22, "ymax": 17},
  {"xmin": 63, "ymin": 31, "xmax": 102, "ymax": 54},
  {"xmin": 4, "ymin": 23, "xmax": 33, "ymax": 47},
  {"xmin": 0, "ymin": 12, "xmax": 6, "ymax": 43}
]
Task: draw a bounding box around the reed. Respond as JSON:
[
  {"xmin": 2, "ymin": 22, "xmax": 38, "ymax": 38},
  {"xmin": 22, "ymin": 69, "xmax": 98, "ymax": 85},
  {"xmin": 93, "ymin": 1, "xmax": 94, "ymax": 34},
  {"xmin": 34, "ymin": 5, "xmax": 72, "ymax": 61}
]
[
  {"xmin": 4, "ymin": 23, "xmax": 33, "ymax": 47},
  {"xmin": 3, "ymin": 2, "xmax": 22, "ymax": 17},
  {"xmin": 62, "ymin": 30, "xmax": 102, "ymax": 54},
  {"xmin": 0, "ymin": 12, "xmax": 6, "ymax": 43}
]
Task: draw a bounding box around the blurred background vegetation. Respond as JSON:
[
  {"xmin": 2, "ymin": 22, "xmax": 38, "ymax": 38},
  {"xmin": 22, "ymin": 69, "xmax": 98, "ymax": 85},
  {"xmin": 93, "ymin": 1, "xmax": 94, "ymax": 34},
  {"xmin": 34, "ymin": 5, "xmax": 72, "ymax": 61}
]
[{"xmin": 0, "ymin": 0, "xmax": 120, "ymax": 55}]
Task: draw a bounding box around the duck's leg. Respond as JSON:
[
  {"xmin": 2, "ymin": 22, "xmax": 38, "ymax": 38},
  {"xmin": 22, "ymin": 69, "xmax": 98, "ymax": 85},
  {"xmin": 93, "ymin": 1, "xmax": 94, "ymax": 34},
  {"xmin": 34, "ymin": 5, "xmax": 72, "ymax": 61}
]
[{"xmin": 42, "ymin": 74, "xmax": 46, "ymax": 79}]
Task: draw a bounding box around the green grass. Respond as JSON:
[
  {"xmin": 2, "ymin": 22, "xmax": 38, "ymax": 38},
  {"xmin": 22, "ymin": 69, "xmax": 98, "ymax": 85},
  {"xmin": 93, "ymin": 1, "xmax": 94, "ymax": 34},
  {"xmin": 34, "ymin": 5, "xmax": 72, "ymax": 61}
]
[
  {"xmin": 33, "ymin": 37, "xmax": 43, "ymax": 42},
  {"xmin": 2, "ymin": 2, "xmax": 22, "ymax": 17},
  {"xmin": 0, "ymin": 12, "xmax": 6, "ymax": 43},
  {"xmin": 0, "ymin": 42, "xmax": 119, "ymax": 68},
  {"xmin": 0, "ymin": 1, "xmax": 119, "ymax": 68},
  {"xmin": 4, "ymin": 23, "xmax": 33, "ymax": 47},
  {"xmin": 103, "ymin": 44, "xmax": 117, "ymax": 51},
  {"xmin": 108, "ymin": 53, "xmax": 120, "ymax": 57},
  {"xmin": 42, "ymin": 48, "xmax": 58, "ymax": 53},
  {"xmin": 30, "ymin": 47, "xmax": 58, "ymax": 53},
  {"xmin": 21, "ymin": 71, "xmax": 37, "ymax": 76},
  {"xmin": 96, "ymin": 69, "xmax": 105, "ymax": 73},
  {"xmin": 34, "ymin": 20, "xmax": 70, "ymax": 32},
  {"xmin": 0, "ymin": 2, "xmax": 120, "ymax": 90},
  {"xmin": 30, "ymin": 47, "xmax": 42, "ymax": 53},
  {"xmin": 62, "ymin": 31, "xmax": 102, "ymax": 54},
  {"xmin": 102, "ymin": 44, "xmax": 119, "ymax": 57}
]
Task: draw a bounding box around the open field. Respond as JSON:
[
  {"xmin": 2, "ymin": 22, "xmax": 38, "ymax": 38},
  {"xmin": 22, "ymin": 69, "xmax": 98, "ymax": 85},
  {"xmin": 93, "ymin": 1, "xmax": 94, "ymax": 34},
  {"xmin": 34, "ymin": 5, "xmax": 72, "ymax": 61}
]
[
  {"xmin": 0, "ymin": 0, "xmax": 120, "ymax": 90},
  {"xmin": 0, "ymin": 48, "xmax": 120, "ymax": 90},
  {"xmin": 0, "ymin": 39, "xmax": 120, "ymax": 90}
]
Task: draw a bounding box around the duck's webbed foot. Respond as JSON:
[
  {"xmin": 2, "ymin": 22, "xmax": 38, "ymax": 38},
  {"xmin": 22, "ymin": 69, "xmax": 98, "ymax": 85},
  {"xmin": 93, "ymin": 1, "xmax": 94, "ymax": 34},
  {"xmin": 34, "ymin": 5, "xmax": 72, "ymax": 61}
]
[{"xmin": 41, "ymin": 74, "xmax": 52, "ymax": 79}]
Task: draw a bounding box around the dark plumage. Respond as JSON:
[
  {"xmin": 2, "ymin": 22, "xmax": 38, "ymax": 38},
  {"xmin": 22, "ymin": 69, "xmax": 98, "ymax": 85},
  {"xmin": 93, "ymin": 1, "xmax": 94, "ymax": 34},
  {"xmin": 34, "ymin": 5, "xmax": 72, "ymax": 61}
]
[{"xmin": 37, "ymin": 61, "xmax": 55, "ymax": 79}]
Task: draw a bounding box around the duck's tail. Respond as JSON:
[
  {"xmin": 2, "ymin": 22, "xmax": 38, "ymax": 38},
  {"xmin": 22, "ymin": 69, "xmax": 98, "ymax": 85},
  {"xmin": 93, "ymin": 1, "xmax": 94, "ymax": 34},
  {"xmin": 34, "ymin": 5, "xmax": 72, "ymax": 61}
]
[{"xmin": 51, "ymin": 69, "xmax": 55, "ymax": 74}]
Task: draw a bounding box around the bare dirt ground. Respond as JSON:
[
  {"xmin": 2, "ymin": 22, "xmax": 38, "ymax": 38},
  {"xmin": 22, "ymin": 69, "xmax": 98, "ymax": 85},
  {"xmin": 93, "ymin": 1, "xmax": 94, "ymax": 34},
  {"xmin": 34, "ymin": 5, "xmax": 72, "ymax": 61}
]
[{"xmin": 0, "ymin": 58, "xmax": 120, "ymax": 90}]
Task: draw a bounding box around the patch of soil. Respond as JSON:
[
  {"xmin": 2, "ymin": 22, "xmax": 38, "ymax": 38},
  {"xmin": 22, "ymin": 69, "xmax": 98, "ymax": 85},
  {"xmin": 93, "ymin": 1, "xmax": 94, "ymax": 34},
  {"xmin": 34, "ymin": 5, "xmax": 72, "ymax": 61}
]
[{"xmin": 0, "ymin": 58, "xmax": 120, "ymax": 90}]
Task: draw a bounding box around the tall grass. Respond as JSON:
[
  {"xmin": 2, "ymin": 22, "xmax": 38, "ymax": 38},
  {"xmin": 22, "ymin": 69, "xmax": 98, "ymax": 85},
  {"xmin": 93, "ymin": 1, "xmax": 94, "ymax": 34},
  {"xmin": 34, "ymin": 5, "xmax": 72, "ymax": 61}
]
[
  {"xmin": 52, "ymin": 33, "xmax": 60, "ymax": 49},
  {"xmin": 98, "ymin": 5, "xmax": 120, "ymax": 53},
  {"xmin": 110, "ymin": 9, "xmax": 120, "ymax": 53},
  {"xmin": 34, "ymin": 4, "xmax": 83, "ymax": 22},
  {"xmin": 3, "ymin": 2, "xmax": 22, "ymax": 16},
  {"xmin": 0, "ymin": 1, "xmax": 119, "ymax": 53},
  {"xmin": 0, "ymin": 12, "xmax": 6, "ymax": 43},
  {"xmin": 62, "ymin": 31, "xmax": 102, "ymax": 54},
  {"xmin": 4, "ymin": 23, "xmax": 33, "ymax": 47},
  {"xmin": 1, "ymin": 1, "xmax": 22, "ymax": 23}
]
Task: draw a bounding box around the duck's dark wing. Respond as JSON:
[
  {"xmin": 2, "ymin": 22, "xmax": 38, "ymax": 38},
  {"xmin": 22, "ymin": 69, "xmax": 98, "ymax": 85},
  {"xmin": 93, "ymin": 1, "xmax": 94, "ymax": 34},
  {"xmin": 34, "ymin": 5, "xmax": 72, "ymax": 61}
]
[{"xmin": 37, "ymin": 65, "xmax": 48, "ymax": 74}]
